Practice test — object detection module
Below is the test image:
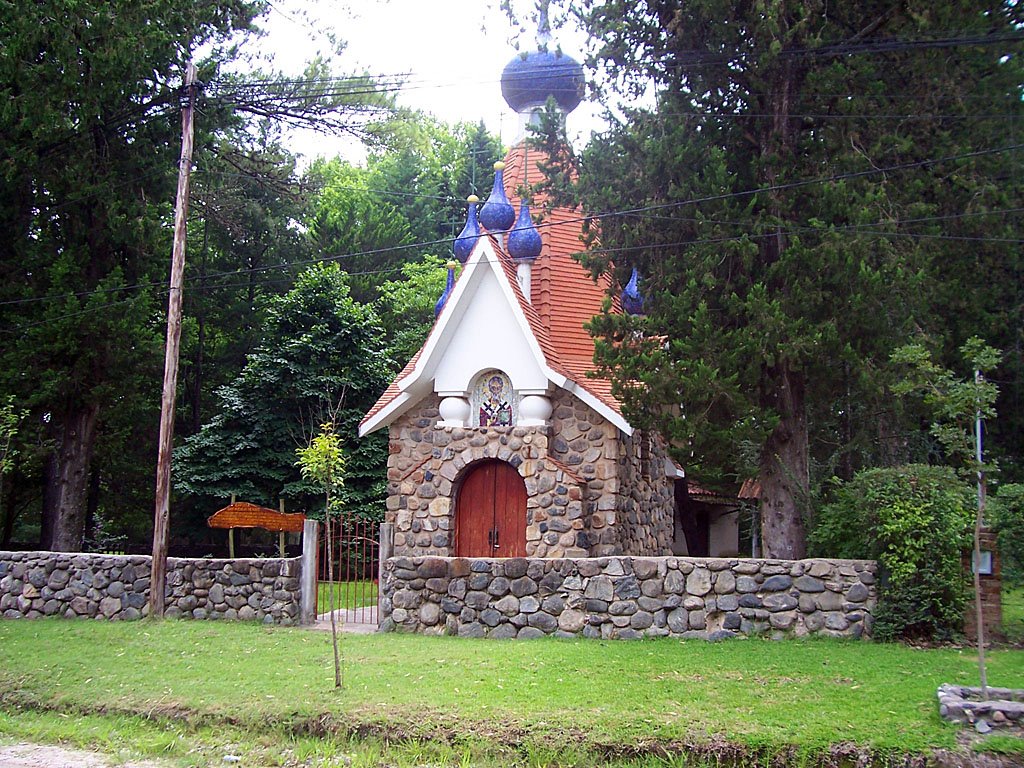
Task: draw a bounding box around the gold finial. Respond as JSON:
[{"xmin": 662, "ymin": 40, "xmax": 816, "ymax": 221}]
[
  {"xmin": 467, "ymin": 194, "xmax": 479, "ymax": 203},
  {"xmin": 493, "ymin": 161, "xmax": 505, "ymax": 171},
  {"xmin": 446, "ymin": 260, "xmax": 459, "ymax": 271}
]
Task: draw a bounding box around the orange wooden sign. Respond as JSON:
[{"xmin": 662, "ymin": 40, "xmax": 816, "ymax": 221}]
[{"xmin": 207, "ymin": 502, "xmax": 306, "ymax": 533}]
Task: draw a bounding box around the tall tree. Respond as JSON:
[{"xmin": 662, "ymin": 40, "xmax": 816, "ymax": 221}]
[
  {"xmin": 535, "ymin": 0, "xmax": 1023, "ymax": 557},
  {"xmin": 0, "ymin": 2, "xmax": 394, "ymax": 549},
  {"xmin": 174, "ymin": 264, "xmax": 391, "ymax": 520}
]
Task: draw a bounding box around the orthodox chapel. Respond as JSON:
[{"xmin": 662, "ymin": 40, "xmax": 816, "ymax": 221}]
[{"xmin": 359, "ymin": 47, "xmax": 740, "ymax": 560}]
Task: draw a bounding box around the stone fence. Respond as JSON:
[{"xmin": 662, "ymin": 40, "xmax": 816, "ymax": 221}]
[
  {"xmin": 380, "ymin": 555, "xmax": 877, "ymax": 640},
  {"xmin": 0, "ymin": 550, "xmax": 303, "ymax": 624}
]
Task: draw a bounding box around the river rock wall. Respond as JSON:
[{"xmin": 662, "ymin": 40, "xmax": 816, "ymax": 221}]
[
  {"xmin": 0, "ymin": 551, "xmax": 301, "ymax": 624},
  {"xmin": 380, "ymin": 555, "xmax": 876, "ymax": 640}
]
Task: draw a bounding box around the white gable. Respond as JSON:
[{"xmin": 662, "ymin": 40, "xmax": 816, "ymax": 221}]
[
  {"xmin": 433, "ymin": 264, "xmax": 548, "ymax": 394},
  {"xmin": 359, "ymin": 236, "xmax": 632, "ymax": 436}
]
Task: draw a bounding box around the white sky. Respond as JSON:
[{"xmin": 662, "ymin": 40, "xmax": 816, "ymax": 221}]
[{"xmin": 244, "ymin": 0, "xmax": 606, "ymax": 164}]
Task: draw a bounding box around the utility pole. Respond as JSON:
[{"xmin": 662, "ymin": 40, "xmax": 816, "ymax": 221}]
[{"xmin": 150, "ymin": 62, "xmax": 198, "ymax": 618}]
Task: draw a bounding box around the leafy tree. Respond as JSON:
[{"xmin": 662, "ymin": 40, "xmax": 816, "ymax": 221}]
[
  {"xmin": 296, "ymin": 419, "xmax": 346, "ymax": 688},
  {"xmin": 530, "ymin": 0, "xmax": 1023, "ymax": 557},
  {"xmin": 0, "ymin": 1, "xmax": 395, "ymax": 549},
  {"xmin": 376, "ymin": 255, "xmax": 452, "ymax": 367},
  {"xmin": 174, "ymin": 264, "xmax": 391, "ymax": 521},
  {"xmin": 992, "ymin": 484, "xmax": 1024, "ymax": 586},
  {"xmin": 811, "ymin": 465, "xmax": 972, "ymax": 641}
]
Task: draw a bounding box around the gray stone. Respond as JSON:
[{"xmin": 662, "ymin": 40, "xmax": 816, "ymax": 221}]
[
  {"xmin": 708, "ymin": 629, "xmax": 737, "ymax": 642},
  {"xmin": 794, "ymin": 575, "xmax": 825, "ymax": 593},
  {"xmin": 558, "ymin": 609, "xmax": 586, "ymax": 633},
  {"xmin": 763, "ymin": 593, "xmax": 798, "ymax": 612},
  {"xmin": 510, "ymin": 577, "xmax": 538, "ymax": 597},
  {"xmin": 686, "ymin": 568, "xmax": 712, "ymax": 596},
  {"xmin": 716, "ymin": 594, "xmax": 739, "ymax": 612},
  {"xmin": 528, "ymin": 612, "xmax": 558, "ymax": 632},
  {"xmin": 713, "ymin": 571, "xmax": 735, "ymax": 593},
  {"xmin": 735, "ymin": 575, "xmax": 759, "ymax": 593},
  {"xmin": 465, "ymin": 591, "xmax": 489, "ymax": 610},
  {"xmin": 458, "ymin": 621, "xmax": 486, "ymax": 638},
  {"xmin": 664, "ymin": 570, "xmax": 685, "ymax": 594},
  {"xmin": 762, "ymin": 575, "xmax": 793, "ymax": 592},
  {"xmin": 419, "ymin": 602, "xmax": 441, "ymax": 626},
  {"xmin": 541, "ymin": 595, "xmax": 565, "ymax": 614},
  {"xmin": 630, "ymin": 611, "xmax": 654, "ymax": 630},
  {"xmin": 723, "ymin": 613, "xmax": 741, "ymax": 630},
  {"xmin": 584, "ymin": 575, "xmax": 614, "ymax": 601},
  {"xmin": 667, "ymin": 608, "xmax": 689, "ymax": 633},
  {"xmin": 487, "ymin": 577, "xmax": 511, "ymax": 596},
  {"xmin": 516, "ymin": 626, "xmax": 545, "ymax": 639},
  {"xmin": 846, "ymin": 583, "xmax": 870, "ymax": 603},
  {"xmin": 494, "ymin": 595, "xmax": 520, "ymax": 615},
  {"xmin": 519, "ymin": 595, "xmax": 540, "ymax": 613},
  {"xmin": 816, "ymin": 591, "xmax": 844, "ymax": 611},
  {"xmin": 614, "ymin": 575, "xmax": 642, "ymax": 600},
  {"xmin": 480, "ymin": 609, "xmax": 502, "ymax": 627},
  {"xmin": 489, "ymin": 623, "xmax": 518, "ymax": 639}
]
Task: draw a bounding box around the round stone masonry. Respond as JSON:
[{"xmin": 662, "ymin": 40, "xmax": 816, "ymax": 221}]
[
  {"xmin": 379, "ymin": 555, "xmax": 877, "ymax": 641},
  {"xmin": 0, "ymin": 551, "xmax": 302, "ymax": 624}
]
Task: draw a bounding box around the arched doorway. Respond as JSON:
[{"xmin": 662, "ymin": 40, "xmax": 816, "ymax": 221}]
[{"xmin": 454, "ymin": 460, "xmax": 526, "ymax": 557}]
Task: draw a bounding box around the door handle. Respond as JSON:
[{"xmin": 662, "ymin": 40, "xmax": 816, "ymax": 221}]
[{"xmin": 492, "ymin": 527, "xmax": 500, "ymax": 549}]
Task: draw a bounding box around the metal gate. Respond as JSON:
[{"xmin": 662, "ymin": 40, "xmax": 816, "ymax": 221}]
[{"xmin": 316, "ymin": 515, "xmax": 380, "ymax": 624}]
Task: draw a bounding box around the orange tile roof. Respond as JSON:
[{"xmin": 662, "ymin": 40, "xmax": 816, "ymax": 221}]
[{"xmin": 501, "ymin": 142, "xmax": 622, "ymax": 414}]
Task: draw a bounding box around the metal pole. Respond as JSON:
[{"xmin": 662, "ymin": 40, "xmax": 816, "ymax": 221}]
[
  {"xmin": 150, "ymin": 62, "xmax": 198, "ymax": 618},
  {"xmin": 973, "ymin": 369, "xmax": 989, "ymax": 697}
]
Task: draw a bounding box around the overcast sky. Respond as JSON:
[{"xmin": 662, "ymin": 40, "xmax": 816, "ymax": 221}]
[{"xmin": 245, "ymin": 0, "xmax": 604, "ymax": 163}]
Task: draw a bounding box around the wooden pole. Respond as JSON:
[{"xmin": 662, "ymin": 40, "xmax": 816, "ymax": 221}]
[
  {"xmin": 278, "ymin": 499, "xmax": 286, "ymax": 557},
  {"xmin": 150, "ymin": 62, "xmax": 198, "ymax": 618}
]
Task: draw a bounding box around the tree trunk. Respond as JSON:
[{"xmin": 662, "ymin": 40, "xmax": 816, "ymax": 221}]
[
  {"xmin": 40, "ymin": 402, "xmax": 100, "ymax": 551},
  {"xmin": 758, "ymin": 364, "xmax": 809, "ymax": 559}
]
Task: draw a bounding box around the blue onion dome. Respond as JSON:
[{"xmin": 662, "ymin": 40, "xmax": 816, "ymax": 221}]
[
  {"xmin": 434, "ymin": 260, "xmax": 458, "ymax": 317},
  {"xmin": 479, "ymin": 161, "xmax": 516, "ymax": 232},
  {"xmin": 500, "ymin": 49, "xmax": 584, "ymax": 114},
  {"xmin": 622, "ymin": 267, "xmax": 644, "ymax": 316},
  {"xmin": 507, "ymin": 200, "xmax": 543, "ymax": 262},
  {"xmin": 453, "ymin": 194, "xmax": 481, "ymax": 263}
]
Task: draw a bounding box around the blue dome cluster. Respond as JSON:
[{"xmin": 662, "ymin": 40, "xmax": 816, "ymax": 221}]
[{"xmin": 500, "ymin": 50, "xmax": 584, "ymax": 114}]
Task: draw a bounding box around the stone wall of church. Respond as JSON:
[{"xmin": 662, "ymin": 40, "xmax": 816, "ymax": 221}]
[
  {"xmin": 616, "ymin": 431, "xmax": 675, "ymax": 556},
  {"xmin": 385, "ymin": 390, "xmax": 673, "ymax": 559}
]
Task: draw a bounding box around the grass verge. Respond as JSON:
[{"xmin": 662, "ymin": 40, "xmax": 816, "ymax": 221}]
[
  {"xmin": 0, "ymin": 619, "xmax": 1021, "ymax": 766},
  {"xmin": 1003, "ymin": 585, "xmax": 1023, "ymax": 645},
  {"xmin": 316, "ymin": 580, "xmax": 378, "ymax": 613}
]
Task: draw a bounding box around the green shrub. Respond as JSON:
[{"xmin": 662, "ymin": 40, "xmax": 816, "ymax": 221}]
[
  {"xmin": 811, "ymin": 465, "xmax": 973, "ymax": 642},
  {"xmin": 992, "ymin": 484, "xmax": 1024, "ymax": 586}
]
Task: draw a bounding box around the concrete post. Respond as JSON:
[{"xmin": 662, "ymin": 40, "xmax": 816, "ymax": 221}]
[
  {"xmin": 300, "ymin": 519, "xmax": 319, "ymax": 625},
  {"xmin": 377, "ymin": 522, "xmax": 394, "ymax": 628}
]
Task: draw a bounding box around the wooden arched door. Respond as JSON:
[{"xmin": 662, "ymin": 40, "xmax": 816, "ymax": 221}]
[{"xmin": 454, "ymin": 460, "xmax": 526, "ymax": 557}]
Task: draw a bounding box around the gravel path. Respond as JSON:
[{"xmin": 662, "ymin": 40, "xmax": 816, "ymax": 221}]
[{"xmin": 0, "ymin": 744, "xmax": 165, "ymax": 767}]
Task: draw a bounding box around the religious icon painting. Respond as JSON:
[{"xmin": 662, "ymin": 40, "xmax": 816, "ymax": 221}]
[{"xmin": 473, "ymin": 370, "xmax": 514, "ymax": 427}]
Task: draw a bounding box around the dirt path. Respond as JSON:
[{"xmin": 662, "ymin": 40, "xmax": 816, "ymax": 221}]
[{"xmin": 0, "ymin": 743, "xmax": 166, "ymax": 768}]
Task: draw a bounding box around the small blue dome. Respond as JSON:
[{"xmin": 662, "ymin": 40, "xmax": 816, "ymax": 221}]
[
  {"xmin": 507, "ymin": 200, "xmax": 543, "ymax": 262},
  {"xmin": 622, "ymin": 267, "xmax": 644, "ymax": 316},
  {"xmin": 435, "ymin": 261, "xmax": 458, "ymax": 317},
  {"xmin": 501, "ymin": 50, "xmax": 584, "ymax": 114},
  {"xmin": 453, "ymin": 195, "xmax": 481, "ymax": 263},
  {"xmin": 479, "ymin": 162, "xmax": 516, "ymax": 232}
]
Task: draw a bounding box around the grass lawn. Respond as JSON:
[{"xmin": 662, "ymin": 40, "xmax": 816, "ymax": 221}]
[
  {"xmin": 0, "ymin": 620, "xmax": 1022, "ymax": 766},
  {"xmin": 1003, "ymin": 585, "xmax": 1024, "ymax": 644},
  {"xmin": 316, "ymin": 580, "xmax": 378, "ymax": 613}
]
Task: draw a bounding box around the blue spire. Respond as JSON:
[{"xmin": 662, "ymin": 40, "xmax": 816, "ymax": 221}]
[
  {"xmin": 507, "ymin": 199, "xmax": 543, "ymax": 262},
  {"xmin": 622, "ymin": 267, "xmax": 644, "ymax": 316},
  {"xmin": 434, "ymin": 260, "xmax": 458, "ymax": 317},
  {"xmin": 479, "ymin": 161, "xmax": 516, "ymax": 233},
  {"xmin": 453, "ymin": 195, "xmax": 481, "ymax": 263}
]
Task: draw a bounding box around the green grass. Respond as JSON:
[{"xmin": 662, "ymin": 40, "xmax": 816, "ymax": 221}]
[
  {"xmin": 0, "ymin": 619, "xmax": 1021, "ymax": 766},
  {"xmin": 1003, "ymin": 585, "xmax": 1024, "ymax": 644},
  {"xmin": 316, "ymin": 580, "xmax": 377, "ymax": 612}
]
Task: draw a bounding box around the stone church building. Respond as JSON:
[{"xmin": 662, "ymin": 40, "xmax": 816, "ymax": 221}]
[{"xmin": 360, "ymin": 48, "xmax": 739, "ymax": 561}]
